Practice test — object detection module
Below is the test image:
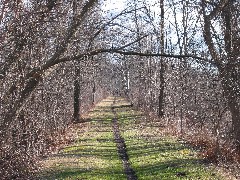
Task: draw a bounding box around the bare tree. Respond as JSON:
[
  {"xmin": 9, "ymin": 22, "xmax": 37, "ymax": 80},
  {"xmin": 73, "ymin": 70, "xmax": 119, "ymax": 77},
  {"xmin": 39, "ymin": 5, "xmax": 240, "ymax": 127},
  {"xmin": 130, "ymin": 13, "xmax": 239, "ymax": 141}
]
[{"xmin": 202, "ymin": 0, "xmax": 240, "ymax": 148}]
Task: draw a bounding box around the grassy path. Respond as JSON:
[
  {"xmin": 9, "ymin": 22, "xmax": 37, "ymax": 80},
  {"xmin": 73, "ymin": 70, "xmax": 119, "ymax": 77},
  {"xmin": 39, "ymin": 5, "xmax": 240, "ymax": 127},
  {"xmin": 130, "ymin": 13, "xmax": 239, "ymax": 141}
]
[
  {"xmin": 111, "ymin": 97, "xmax": 137, "ymax": 180},
  {"xmin": 38, "ymin": 97, "xmax": 224, "ymax": 179}
]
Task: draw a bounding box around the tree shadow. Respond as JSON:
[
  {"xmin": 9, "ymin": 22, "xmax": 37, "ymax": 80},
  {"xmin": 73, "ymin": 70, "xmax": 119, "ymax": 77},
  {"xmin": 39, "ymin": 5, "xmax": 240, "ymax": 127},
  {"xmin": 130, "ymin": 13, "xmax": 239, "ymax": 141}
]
[
  {"xmin": 126, "ymin": 142, "xmax": 186, "ymax": 157},
  {"xmin": 37, "ymin": 135, "xmax": 125, "ymax": 179},
  {"xmin": 37, "ymin": 98, "xmax": 214, "ymax": 179},
  {"xmin": 38, "ymin": 166, "xmax": 126, "ymax": 180},
  {"xmin": 133, "ymin": 158, "xmax": 210, "ymax": 179}
]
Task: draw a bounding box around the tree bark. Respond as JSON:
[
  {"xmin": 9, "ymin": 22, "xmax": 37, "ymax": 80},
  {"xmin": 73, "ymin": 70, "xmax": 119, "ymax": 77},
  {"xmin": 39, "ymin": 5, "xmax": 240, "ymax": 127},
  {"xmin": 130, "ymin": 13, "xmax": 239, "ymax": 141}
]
[
  {"xmin": 219, "ymin": 65, "xmax": 240, "ymax": 147},
  {"xmin": 73, "ymin": 66, "xmax": 81, "ymax": 122},
  {"xmin": 202, "ymin": 0, "xmax": 240, "ymax": 148},
  {"xmin": 158, "ymin": 0, "xmax": 165, "ymax": 117}
]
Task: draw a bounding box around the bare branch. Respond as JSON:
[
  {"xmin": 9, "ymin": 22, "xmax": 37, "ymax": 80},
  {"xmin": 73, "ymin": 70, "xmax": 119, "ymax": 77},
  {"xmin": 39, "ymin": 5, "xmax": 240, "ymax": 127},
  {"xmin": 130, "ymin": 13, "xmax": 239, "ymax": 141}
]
[
  {"xmin": 114, "ymin": 35, "xmax": 148, "ymax": 50},
  {"xmin": 207, "ymin": 0, "xmax": 230, "ymax": 19}
]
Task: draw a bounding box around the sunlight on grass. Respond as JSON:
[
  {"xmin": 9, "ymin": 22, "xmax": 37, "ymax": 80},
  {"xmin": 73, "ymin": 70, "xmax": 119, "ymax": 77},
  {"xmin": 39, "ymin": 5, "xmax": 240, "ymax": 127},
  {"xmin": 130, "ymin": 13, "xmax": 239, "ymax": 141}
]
[
  {"xmin": 39, "ymin": 97, "xmax": 125, "ymax": 180},
  {"xmin": 115, "ymin": 101, "xmax": 224, "ymax": 180},
  {"xmin": 39, "ymin": 97, "xmax": 224, "ymax": 180}
]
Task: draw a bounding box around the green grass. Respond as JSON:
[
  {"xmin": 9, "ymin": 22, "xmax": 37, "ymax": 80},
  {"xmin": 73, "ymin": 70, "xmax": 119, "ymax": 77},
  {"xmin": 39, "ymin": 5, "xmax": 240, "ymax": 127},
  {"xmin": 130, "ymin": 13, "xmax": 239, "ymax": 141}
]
[
  {"xmin": 39, "ymin": 96, "xmax": 224, "ymax": 180},
  {"xmin": 39, "ymin": 98, "xmax": 126, "ymax": 180},
  {"xmin": 115, "ymin": 102, "xmax": 223, "ymax": 180}
]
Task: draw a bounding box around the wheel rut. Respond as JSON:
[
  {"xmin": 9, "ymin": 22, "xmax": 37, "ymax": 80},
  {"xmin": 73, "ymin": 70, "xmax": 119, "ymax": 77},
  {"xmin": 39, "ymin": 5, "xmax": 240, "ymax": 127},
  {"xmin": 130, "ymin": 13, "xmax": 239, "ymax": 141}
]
[{"xmin": 111, "ymin": 98, "xmax": 137, "ymax": 180}]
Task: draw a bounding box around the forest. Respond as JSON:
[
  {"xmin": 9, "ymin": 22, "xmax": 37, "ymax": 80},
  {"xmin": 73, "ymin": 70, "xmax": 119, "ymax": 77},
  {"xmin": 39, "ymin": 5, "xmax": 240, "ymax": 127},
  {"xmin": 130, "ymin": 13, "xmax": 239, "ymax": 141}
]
[{"xmin": 0, "ymin": 0, "xmax": 239, "ymax": 179}]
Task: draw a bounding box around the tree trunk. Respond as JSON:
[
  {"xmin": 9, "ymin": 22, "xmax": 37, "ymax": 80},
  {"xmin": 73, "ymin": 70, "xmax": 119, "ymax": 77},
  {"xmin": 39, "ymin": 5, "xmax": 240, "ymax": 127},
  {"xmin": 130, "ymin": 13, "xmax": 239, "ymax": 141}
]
[
  {"xmin": 202, "ymin": 0, "xmax": 240, "ymax": 148},
  {"xmin": 73, "ymin": 67, "xmax": 80, "ymax": 122},
  {"xmin": 92, "ymin": 82, "xmax": 96, "ymax": 105},
  {"xmin": 158, "ymin": 0, "xmax": 165, "ymax": 118},
  {"xmin": 219, "ymin": 65, "xmax": 240, "ymax": 148},
  {"xmin": 158, "ymin": 60, "xmax": 165, "ymax": 117}
]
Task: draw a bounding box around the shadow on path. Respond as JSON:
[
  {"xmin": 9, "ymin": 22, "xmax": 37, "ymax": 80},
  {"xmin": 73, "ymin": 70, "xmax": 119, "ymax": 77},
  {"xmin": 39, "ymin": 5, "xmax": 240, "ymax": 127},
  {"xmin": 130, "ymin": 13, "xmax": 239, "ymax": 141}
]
[
  {"xmin": 111, "ymin": 97, "xmax": 138, "ymax": 180},
  {"xmin": 37, "ymin": 97, "xmax": 223, "ymax": 180}
]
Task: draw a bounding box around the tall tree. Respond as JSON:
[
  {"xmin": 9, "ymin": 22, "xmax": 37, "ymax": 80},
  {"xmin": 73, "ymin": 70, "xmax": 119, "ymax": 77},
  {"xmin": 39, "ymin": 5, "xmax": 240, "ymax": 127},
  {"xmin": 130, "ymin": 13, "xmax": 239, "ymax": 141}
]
[
  {"xmin": 202, "ymin": 0, "xmax": 240, "ymax": 148},
  {"xmin": 158, "ymin": 0, "xmax": 165, "ymax": 117}
]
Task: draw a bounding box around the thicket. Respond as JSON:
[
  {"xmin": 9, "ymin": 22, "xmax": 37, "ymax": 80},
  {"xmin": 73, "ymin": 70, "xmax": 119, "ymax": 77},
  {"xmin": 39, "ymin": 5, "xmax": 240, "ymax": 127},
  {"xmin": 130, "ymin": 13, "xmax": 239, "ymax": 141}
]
[{"xmin": 0, "ymin": 0, "xmax": 239, "ymax": 179}]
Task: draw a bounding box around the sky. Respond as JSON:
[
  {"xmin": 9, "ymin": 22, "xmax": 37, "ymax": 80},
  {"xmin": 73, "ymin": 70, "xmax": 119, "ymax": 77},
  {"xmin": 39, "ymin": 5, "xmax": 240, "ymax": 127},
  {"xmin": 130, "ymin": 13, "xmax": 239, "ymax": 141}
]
[
  {"xmin": 101, "ymin": 0, "xmax": 126, "ymax": 13},
  {"xmin": 101, "ymin": 0, "xmax": 180, "ymax": 53},
  {"xmin": 101, "ymin": 0, "xmax": 207, "ymax": 55}
]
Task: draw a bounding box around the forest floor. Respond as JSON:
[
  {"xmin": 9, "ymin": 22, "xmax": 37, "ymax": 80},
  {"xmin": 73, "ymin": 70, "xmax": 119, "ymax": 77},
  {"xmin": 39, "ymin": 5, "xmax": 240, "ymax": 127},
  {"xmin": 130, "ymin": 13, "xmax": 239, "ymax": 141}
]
[{"xmin": 36, "ymin": 96, "xmax": 228, "ymax": 180}]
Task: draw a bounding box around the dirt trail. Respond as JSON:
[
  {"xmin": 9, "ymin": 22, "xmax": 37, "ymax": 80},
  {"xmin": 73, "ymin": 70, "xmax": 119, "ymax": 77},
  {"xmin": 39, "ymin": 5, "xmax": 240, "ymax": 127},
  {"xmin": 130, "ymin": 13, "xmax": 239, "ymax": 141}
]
[{"xmin": 111, "ymin": 97, "xmax": 137, "ymax": 180}]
